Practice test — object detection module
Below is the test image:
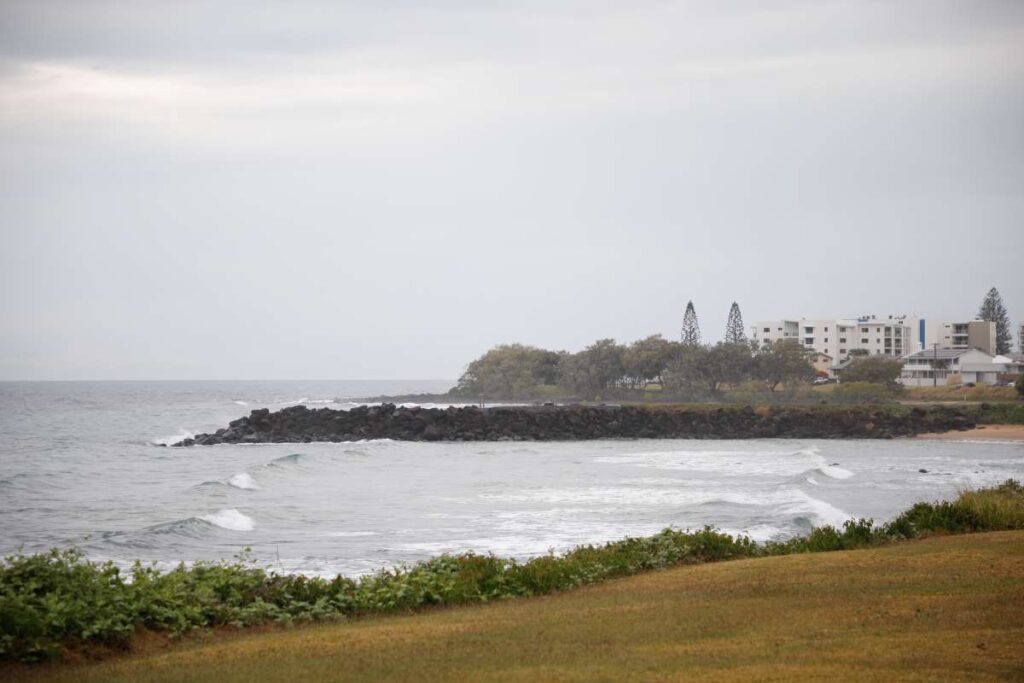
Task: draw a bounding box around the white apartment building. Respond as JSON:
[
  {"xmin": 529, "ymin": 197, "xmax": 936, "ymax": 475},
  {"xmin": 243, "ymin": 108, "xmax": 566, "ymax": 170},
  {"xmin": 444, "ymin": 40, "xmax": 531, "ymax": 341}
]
[{"xmin": 752, "ymin": 315, "xmax": 915, "ymax": 369}]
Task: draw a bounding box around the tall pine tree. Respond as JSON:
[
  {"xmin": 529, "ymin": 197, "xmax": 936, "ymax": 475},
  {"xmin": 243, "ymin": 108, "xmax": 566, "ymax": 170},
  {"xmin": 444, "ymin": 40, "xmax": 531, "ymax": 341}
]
[
  {"xmin": 724, "ymin": 302, "xmax": 747, "ymax": 344},
  {"xmin": 681, "ymin": 300, "xmax": 701, "ymax": 346},
  {"xmin": 977, "ymin": 287, "xmax": 1012, "ymax": 355}
]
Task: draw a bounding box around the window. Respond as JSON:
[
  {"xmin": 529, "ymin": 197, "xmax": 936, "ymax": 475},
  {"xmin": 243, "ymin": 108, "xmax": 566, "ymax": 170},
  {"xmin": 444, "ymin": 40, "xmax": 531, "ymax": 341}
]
[
  {"xmin": 839, "ymin": 337, "xmax": 846, "ymax": 343},
  {"xmin": 861, "ymin": 327, "xmax": 868, "ymax": 333},
  {"xmin": 824, "ymin": 327, "xmax": 829, "ymax": 332},
  {"xmin": 861, "ymin": 338, "xmax": 869, "ymax": 344},
  {"xmin": 763, "ymin": 328, "xmax": 770, "ymax": 333},
  {"xmin": 804, "ymin": 327, "xmax": 814, "ymax": 334},
  {"xmin": 839, "ymin": 348, "xmax": 847, "ymax": 354}
]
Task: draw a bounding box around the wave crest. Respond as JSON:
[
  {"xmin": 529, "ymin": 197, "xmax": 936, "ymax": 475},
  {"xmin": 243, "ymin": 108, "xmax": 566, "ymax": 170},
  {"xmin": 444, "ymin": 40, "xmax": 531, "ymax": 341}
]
[
  {"xmin": 228, "ymin": 473, "xmax": 260, "ymax": 490},
  {"xmin": 200, "ymin": 509, "xmax": 255, "ymax": 531}
]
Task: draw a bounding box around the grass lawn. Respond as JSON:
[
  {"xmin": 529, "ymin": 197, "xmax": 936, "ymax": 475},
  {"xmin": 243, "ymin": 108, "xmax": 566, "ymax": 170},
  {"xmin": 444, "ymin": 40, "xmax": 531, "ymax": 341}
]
[{"xmin": 9, "ymin": 531, "xmax": 1024, "ymax": 682}]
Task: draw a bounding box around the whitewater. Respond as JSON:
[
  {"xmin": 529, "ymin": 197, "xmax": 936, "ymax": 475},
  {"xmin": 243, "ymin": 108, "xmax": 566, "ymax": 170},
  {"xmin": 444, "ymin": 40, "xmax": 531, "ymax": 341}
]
[{"xmin": 1, "ymin": 380, "xmax": 1021, "ymax": 578}]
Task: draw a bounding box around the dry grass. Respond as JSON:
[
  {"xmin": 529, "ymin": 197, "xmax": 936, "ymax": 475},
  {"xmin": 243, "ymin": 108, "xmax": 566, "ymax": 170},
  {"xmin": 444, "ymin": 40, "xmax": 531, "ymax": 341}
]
[
  {"xmin": 958, "ymin": 488, "xmax": 1024, "ymax": 530},
  {"xmin": 8, "ymin": 531, "xmax": 1024, "ymax": 683},
  {"xmin": 901, "ymin": 385, "xmax": 1018, "ymax": 402}
]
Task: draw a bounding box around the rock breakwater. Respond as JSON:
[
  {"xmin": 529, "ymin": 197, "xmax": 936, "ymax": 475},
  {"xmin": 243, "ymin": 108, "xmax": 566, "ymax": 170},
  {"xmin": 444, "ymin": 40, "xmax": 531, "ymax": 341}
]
[{"xmin": 172, "ymin": 404, "xmax": 977, "ymax": 446}]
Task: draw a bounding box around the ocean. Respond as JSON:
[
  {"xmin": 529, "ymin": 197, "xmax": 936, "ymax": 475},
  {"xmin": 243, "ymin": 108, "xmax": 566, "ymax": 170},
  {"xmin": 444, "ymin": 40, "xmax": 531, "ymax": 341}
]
[{"xmin": 1, "ymin": 380, "xmax": 1021, "ymax": 577}]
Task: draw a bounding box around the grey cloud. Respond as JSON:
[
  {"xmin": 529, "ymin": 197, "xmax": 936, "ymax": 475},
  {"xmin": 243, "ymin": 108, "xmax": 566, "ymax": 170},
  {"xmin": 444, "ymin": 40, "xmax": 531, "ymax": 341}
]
[{"xmin": 1, "ymin": 1, "xmax": 1022, "ymax": 380}]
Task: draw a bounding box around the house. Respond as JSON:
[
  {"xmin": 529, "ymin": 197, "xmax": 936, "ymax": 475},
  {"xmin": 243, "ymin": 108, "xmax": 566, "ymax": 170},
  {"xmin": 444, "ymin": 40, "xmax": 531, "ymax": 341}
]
[{"xmin": 899, "ymin": 348, "xmax": 996, "ymax": 387}]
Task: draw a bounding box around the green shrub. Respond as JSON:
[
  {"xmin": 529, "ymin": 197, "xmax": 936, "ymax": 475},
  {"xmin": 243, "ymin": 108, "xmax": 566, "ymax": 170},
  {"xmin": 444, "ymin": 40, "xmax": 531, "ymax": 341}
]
[
  {"xmin": 2, "ymin": 481, "xmax": 1023, "ymax": 663},
  {"xmin": 830, "ymin": 382, "xmax": 898, "ymax": 404}
]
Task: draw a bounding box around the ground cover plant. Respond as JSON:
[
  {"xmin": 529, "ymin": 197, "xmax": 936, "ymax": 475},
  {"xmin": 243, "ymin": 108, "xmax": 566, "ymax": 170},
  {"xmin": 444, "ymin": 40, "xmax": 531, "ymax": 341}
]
[{"xmin": 2, "ymin": 481, "xmax": 1022, "ymax": 663}]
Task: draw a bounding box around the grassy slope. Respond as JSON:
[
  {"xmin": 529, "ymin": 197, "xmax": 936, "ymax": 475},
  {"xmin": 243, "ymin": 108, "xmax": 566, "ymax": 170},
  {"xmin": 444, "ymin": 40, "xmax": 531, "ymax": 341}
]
[{"xmin": 11, "ymin": 531, "xmax": 1024, "ymax": 683}]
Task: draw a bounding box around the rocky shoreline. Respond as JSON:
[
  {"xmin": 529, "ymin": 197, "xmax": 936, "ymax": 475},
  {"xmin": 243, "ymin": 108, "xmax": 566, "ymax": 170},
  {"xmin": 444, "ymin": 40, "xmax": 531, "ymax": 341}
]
[{"xmin": 171, "ymin": 404, "xmax": 979, "ymax": 446}]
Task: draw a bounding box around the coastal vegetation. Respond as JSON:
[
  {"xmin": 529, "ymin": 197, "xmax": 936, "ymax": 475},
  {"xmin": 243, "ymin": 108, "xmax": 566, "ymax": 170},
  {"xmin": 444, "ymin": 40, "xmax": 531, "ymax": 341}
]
[
  {"xmin": 21, "ymin": 532, "xmax": 1021, "ymax": 683},
  {"xmin": 446, "ymin": 291, "xmax": 1023, "ymax": 404},
  {"xmin": 3, "ymin": 481, "xmax": 1023, "ymax": 664},
  {"xmin": 450, "ymin": 337, "xmax": 819, "ymax": 403}
]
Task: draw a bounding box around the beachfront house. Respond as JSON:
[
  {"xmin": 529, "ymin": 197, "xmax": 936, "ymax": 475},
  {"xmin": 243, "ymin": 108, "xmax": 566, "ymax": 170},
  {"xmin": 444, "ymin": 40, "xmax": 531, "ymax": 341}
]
[{"xmin": 899, "ymin": 348, "xmax": 996, "ymax": 387}]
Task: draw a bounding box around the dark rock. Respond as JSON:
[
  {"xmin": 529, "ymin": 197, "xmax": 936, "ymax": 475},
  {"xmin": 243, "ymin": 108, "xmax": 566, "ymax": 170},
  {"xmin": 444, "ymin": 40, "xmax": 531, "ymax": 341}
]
[{"xmin": 168, "ymin": 404, "xmax": 989, "ymax": 447}]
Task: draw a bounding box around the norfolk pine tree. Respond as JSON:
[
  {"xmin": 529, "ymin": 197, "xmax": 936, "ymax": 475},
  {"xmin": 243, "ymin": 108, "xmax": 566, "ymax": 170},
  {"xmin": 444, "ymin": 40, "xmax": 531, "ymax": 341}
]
[
  {"xmin": 977, "ymin": 287, "xmax": 1012, "ymax": 355},
  {"xmin": 724, "ymin": 302, "xmax": 747, "ymax": 344},
  {"xmin": 681, "ymin": 300, "xmax": 701, "ymax": 346}
]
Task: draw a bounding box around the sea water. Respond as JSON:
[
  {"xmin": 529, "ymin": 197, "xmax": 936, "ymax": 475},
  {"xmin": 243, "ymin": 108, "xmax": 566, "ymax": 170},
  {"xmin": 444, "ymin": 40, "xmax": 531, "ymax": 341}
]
[{"xmin": 1, "ymin": 381, "xmax": 1021, "ymax": 577}]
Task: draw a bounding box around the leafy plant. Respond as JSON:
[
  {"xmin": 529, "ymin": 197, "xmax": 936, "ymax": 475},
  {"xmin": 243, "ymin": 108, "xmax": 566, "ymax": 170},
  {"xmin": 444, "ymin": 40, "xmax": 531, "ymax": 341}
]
[{"xmin": 2, "ymin": 481, "xmax": 1022, "ymax": 663}]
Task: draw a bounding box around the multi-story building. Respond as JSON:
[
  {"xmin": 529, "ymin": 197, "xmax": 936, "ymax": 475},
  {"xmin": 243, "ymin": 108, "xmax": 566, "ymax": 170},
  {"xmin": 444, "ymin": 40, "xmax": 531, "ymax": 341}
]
[
  {"xmin": 752, "ymin": 315, "xmax": 915, "ymax": 369},
  {"xmin": 926, "ymin": 320, "xmax": 996, "ymax": 355},
  {"xmin": 1019, "ymin": 323, "xmax": 1023, "ymax": 354}
]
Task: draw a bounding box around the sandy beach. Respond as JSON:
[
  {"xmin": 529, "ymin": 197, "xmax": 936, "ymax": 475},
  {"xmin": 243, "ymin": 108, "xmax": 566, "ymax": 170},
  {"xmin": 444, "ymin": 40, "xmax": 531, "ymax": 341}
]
[{"xmin": 917, "ymin": 424, "xmax": 1024, "ymax": 442}]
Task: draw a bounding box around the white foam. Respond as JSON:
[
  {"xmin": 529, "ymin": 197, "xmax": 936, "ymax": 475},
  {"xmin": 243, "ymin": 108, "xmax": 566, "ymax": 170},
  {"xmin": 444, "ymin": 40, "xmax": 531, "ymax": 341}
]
[
  {"xmin": 327, "ymin": 531, "xmax": 378, "ymax": 537},
  {"xmin": 233, "ymin": 400, "xmax": 249, "ymax": 406},
  {"xmin": 784, "ymin": 490, "xmax": 852, "ymax": 527},
  {"xmin": 227, "ymin": 473, "xmax": 260, "ymax": 490},
  {"xmin": 151, "ymin": 431, "xmax": 194, "ymax": 446},
  {"xmin": 278, "ymin": 397, "xmax": 309, "ymax": 406},
  {"xmin": 595, "ymin": 448, "xmax": 821, "ymax": 477},
  {"xmin": 719, "ymin": 524, "xmax": 788, "ymax": 543},
  {"xmin": 201, "ymin": 508, "xmax": 255, "ymax": 531},
  {"xmin": 813, "ymin": 455, "xmax": 854, "ymax": 480}
]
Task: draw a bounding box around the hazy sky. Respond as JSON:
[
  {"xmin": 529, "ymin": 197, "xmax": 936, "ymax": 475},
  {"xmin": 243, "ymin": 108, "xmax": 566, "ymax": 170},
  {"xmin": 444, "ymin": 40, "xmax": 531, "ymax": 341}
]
[{"xmin": 2, "ymin": 0, "xmax": 1023, "ymax": 380}]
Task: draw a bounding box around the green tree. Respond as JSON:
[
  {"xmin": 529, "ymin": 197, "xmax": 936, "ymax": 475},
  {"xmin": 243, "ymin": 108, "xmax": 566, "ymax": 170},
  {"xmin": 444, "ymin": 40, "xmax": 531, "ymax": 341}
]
[
  {"xmin": 455, "ymin": 344, "xmax": 564, "ymax": 399},
  {"xmin": 754, "ymin": 340, "xmax": 815, "ymax": 392},
  {"xmin": 681, "ymin": 300, "xmax": 701, "ymax": 346},
  {"xmin": 622, "ymin": 335, "xmax": 677, "ymax": 389},
  {"xmin": 1015, "ymin": 373, "xmax": 1024, "ymax": 400},
  {"xmin": 559, "ymin": 339, "xmax": 625, "ymax": 399},
  {"xmin": 663, "ymin": 342, "xmax": 753, "ymax": 396},
  {"xmin": 977, "ymin": 287, "xmax": 1012, "ymax": 354},
  {"xmin": 724, "ymin": 302, "xmax": 747, "ymax": 345},
  {"xmin": 840, "ymin": 355, "xmax": 903, "ymax": 390},
  {"xmin": 663, "ymin": 344, "xmax": 708, "ymax": 397}
]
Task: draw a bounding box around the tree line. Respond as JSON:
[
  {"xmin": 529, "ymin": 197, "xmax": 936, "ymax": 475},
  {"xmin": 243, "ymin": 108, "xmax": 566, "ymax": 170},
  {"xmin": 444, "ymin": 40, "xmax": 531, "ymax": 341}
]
[
  {"xmin": 451, "ymin": 287, "xmax": 1017, "ymax": 402},
  {"xmin": 452, "ymin": 301, "xmax": 826, "ymax": 400}
]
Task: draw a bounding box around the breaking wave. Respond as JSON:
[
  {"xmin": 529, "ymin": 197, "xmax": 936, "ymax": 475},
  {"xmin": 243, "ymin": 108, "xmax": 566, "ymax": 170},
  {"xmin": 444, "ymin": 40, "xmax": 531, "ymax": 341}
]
[
  {"xmin": 200, "ymin": 509, "xmax": 255, "ymax": 531},
  {"xmin": 150, "ymin": 431, "xmax": 194, "ymax": 446},
  {"xmin": 227, "ymin": 473, "xmax": 260, "ymax": 490}
]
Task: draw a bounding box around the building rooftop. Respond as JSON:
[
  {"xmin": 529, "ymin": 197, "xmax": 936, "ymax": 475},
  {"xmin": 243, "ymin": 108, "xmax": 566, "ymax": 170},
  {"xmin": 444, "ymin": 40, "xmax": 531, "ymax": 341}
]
[{"xmin": 904, "ymin": 348, "xmax": 975, "ymax": 360}]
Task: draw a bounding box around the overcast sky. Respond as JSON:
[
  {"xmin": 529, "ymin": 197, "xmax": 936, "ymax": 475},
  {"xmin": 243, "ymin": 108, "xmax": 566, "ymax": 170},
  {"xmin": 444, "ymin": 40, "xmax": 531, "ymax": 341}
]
[{"xmin": 1, "ymin": 0, "xmax": 1022, "ymax": 380}]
